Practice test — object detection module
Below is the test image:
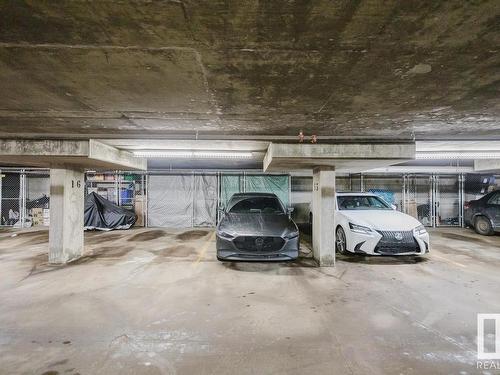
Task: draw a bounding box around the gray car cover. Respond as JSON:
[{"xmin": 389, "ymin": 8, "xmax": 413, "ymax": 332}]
[{"xmin": 84, "ymin": 192, "xmax": 136, "ymax": 231}]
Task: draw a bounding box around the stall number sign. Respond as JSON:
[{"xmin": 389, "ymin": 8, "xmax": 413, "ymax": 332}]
[{"xmin": 71, "ymin": 180, "xmax": 82, "ymax": 189}]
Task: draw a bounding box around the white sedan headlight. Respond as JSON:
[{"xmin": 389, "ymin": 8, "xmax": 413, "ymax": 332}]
[
  {"xmin": 349, "ymin": 222, "xmax": 373, "ymax": 234},
  {"xmin": 414, "ymin": 224, "xmax": 427, "ymax": 236}
]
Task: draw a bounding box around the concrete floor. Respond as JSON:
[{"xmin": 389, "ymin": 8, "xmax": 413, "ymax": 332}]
[{"xmin": 0, "ymin": 227, "xmax": 499, "ymax": 375}]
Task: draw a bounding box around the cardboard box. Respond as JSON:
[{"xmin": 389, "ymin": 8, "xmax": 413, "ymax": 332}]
[
  {"xmin": 134, "ymin": 198, "xmax": 145, "ymax": 227},
  {"xmin": 32, "ymin": 217, "xmax": 43, "ymax": 226},
  {"xmin": 407, "ymin": 200, "xmax": 418, "ymax": 219},
  {"xmin": 31, "ymin": 207, "xmax": 43, "ymax": 216}
]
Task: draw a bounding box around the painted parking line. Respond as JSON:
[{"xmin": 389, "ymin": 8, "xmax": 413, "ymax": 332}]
[
  {"xmin": 432, "ymin": 253, "xmax": 467, "ymax": 268},
  {"xmin": 192, "ymin": 231, "xmax": 216, "ymax": 267}
]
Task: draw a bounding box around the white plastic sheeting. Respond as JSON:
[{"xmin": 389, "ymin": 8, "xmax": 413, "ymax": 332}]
[
  {"xmin": 245, "ymin": 175, "xmax": 289, "ymax": 207},
  {"xmin": 194, "ymin": 174, "xmax": 218, "ymax": 227},
  {"xmin": 147, "ymin": 174, "xmax": 217, "ymax": 228}
]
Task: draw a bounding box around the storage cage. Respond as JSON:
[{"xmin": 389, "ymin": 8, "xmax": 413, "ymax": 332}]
[
  {"xmin": 85, "ymin": 172, "xmax": 147, "ymax": 226},
  {"xmin": 363, "ymin": 174, "xmax": 404, "ymax": 211},
  {"xmin": 0, "ymin": 169, "xmax": 50, "ymax": 228},
  {"xmin": 1, "ymin": 168, "xmax": 498, "ymax": 230}
]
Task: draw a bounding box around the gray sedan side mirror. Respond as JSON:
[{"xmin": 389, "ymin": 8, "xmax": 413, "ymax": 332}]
[{"xmin": 391, "ymin": 204, "xmax": 397, "ymax": 210}]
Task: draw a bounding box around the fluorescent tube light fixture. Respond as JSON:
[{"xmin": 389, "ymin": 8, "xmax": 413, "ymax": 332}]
[
  {"xmin": 416, "ymin": 152, "xmax": 500, "ymax": 160},
  {"xmin": 133, "ymin": 150, "xmax": 254, "ymax": 159}
]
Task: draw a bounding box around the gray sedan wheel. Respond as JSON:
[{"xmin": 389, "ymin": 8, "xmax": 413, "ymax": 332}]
[
  {"xmin": 474, "ymin": 216, "xmax": 494, "ymax": 236},
  {"xmin": 336, "ymin": 227, "xmax": 348, "ymax": 255}
]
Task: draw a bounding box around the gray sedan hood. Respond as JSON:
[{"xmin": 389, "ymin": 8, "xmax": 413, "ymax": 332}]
[{"xmin": 219, "ymin": 213, "xmax": 295, "ymax": 237}]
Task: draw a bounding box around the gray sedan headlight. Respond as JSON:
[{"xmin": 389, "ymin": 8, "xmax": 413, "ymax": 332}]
[
  {"xmin": 414, "ymin": 224, "xmax": 427, "ymax": 235},
  {"xmin": 284, "ymin": 230, "xmax": 299, "ymax": 240},
  {"xmin": 349, "ymin": 222, "xmax": 373, "ymax": 234},
  {"xmin": 218, "ymin": 230, "xmax": 235, "ymax": 239}
]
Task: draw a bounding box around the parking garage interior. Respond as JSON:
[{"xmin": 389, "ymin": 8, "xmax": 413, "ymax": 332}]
[{"xmin": 1, "ymin": 1, "xmax": 500, "ymax": 374}]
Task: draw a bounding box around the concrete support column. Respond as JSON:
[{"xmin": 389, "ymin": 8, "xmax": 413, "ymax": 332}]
[
  {"xmin": 312, "ymin": 166, "xmax": 336, "ymax": 266},
  {"xmin": 49, "ymin": 168, "xmax": 85, "ymax": 264}
]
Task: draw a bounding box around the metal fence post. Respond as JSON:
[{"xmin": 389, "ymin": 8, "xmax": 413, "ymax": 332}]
[
  {"xmin": 459, "ymin": 173, "xmax": 465, "ymax": 227},
  {"xmin": 145, "ymin": 173, "xmax": 149, "ymax": 228},
  {"xmin": 116, "ymin": 171, "xmax": 120, "ymax": 206},
  {"xmin": 192, "ymin": 171, "xmax": 195, "ymax": 228},
  {"xmin": 20, "ymin": 170, "xmax": 26, "ymax": 228},
  {"xmin": 216, "ymin": 172, "xmax": 220, "ymax": 225},
  {"xmin": 432, "ymin": 174, "xmax": 438, "ymax": 228},
  {"xmin": 0, "ymin": 169, "xmax": 2, "ymax": 226},
  {"xmin": 288, "ymin": 174, "xmax": 292, "ymax": 208},
  {"xmin": 402, "ymin": 174, "xmax": 407, "ymax": 214}
]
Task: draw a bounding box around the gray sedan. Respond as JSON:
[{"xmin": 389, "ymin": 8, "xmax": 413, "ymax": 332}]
[{"xmin": 216, "ymin": 193, "xmax": 299, "ymax": 261}]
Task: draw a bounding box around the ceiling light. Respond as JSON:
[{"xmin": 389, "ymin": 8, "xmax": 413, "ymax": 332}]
[
  {"xmin": 416, "ymin": 152, "xmax": 500, "ymax": 160},
  {"xmin": 133, "ymin": 150, "xmax": 254, "ymax": 159}
]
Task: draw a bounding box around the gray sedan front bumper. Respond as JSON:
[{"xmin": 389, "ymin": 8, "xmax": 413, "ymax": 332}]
[{"xmin": 216, "ymin": 235, "xmax": 299, "ymax": 261}]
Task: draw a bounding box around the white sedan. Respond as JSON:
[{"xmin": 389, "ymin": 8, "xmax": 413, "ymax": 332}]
[{"xmin": 312, "ymin": 192, "xmax": 430, "ymax": 256}]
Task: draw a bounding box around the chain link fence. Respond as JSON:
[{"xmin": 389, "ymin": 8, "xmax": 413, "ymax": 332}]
[
  {"xmin": 85, "ymin": 172, "xmax": 147, "ymax": 226},
  {"xmin": 0, "ymin": 171, "xmax": 22, "ymax": 226},
  {"xmin": 2, "ymin": 168, "xmax": 497, "ymax": 229},
  {"xmin": 0, "ymin": 169, "xmax": 50, "ymax": 228},
  {"xmin": 363, "ymin": 174, "xmax": 404, "ymax": 211},
  {"xmin": 404, "ymin": 175, "xmax": 433, "ymax": 226}
]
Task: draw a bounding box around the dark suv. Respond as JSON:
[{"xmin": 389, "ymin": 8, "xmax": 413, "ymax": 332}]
[{"xmin": 464, "ymin": 190, "xmax": 500, "ymax": 235}]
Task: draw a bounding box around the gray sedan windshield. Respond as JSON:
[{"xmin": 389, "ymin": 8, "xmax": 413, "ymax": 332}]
[{"xmin": 228, "ymin": 197, "xmax": 284, "ymax": 214}]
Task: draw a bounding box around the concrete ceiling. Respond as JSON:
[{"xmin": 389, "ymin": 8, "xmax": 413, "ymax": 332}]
[{"xmin": 0, "ymin": 0, "xmax": 499, "ymax": 141}]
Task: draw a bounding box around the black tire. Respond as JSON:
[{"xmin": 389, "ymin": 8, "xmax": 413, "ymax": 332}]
[
  {"xmin": 335, "ymin": 226, "xmax": 349, "ymax": 255},
  {"xmin": 474, "ymin": 216, "xmax": 494, "ymax": 236}
]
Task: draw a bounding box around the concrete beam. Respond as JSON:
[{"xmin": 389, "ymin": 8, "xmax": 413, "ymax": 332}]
[
  {"xmin": 263, "ymin": 143, "xmax": 415, "ymax": 172},
  {"xmin": 0, "ymin": 139, "xmax": 146, "ymax": 170},
  {"xmin": 474, "ymin": 159, "xmax": 500, "ymax": 173},
  {"xmin": 100, "ymin": 139, "xmax": 270, "ymax": 152}
]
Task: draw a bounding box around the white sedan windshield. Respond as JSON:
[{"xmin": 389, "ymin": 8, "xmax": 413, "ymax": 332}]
[{"xmin": 338, "ymin": 195, "xmax": 392, "ymax": 210}]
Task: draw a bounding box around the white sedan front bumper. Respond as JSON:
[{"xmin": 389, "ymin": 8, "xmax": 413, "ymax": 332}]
[{"xmin": 347, "ymin": 229, "xmax": 429, "ymax": 255}]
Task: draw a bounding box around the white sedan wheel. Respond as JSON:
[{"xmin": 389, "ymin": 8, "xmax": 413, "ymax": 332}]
[{"xmin": 336, "ymin": 227, "xmax": 348, "ymax": 255}]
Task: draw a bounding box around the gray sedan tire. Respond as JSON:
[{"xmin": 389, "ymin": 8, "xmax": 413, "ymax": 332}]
[{"xmin": 474, "ymin": 216, "xmax": 494, "ymax": 236}]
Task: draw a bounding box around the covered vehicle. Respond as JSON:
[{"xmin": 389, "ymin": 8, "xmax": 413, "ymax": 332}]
[
  {"xmin": 216, "ymin": 193, "xmax": 299, "ymax": 261},
  {"xmin": 84, "ymin": 192, "xmax": 136, "ymax": 231},
  {"xmin": 464, "ymin": 190, "xmax": 500, "ymax": 235}
]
